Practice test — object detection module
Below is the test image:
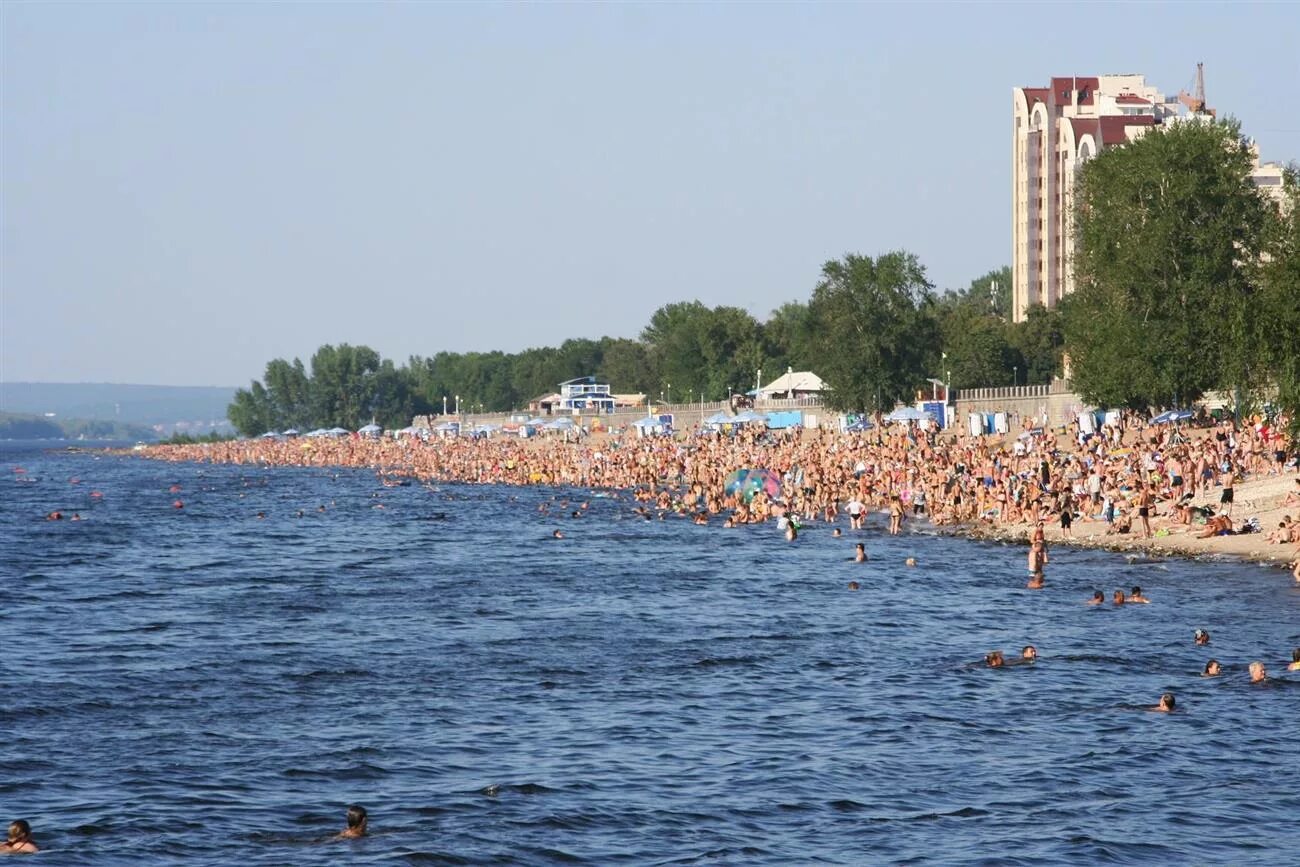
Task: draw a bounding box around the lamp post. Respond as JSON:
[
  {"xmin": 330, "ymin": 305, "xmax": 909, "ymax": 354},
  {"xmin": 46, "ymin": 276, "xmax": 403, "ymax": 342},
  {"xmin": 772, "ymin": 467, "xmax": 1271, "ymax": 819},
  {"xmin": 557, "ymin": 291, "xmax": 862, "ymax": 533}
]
[
  {"xmin": 667, "ymin": 382, "xmax": 672, "ymax": 404},
  {"xmin": 442, "ymin": 395, "xmax": 447, "ymax": 416},
  {"xmin": 455, "ymin": 394, "xmax": 460, "ymax": 416},
  {"xmin": 1012, "ymin": 367, "xmax": 1018, "ymax": 387}
]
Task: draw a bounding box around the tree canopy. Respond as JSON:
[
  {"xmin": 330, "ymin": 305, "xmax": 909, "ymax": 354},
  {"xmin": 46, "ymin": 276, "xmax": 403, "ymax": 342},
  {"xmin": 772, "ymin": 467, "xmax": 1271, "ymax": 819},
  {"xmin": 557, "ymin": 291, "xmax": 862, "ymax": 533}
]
[{"xmin": 1062, "ymin": 118, "xmax": 1276, "ymax": 409}]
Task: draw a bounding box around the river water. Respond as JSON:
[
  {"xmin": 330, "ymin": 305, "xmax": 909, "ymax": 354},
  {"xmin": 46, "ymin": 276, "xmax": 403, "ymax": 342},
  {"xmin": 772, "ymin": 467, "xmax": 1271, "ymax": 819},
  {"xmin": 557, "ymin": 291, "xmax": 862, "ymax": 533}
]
[{"xmin": 3, "ymin": 445, "xmax": 1298, "ymax": 865}]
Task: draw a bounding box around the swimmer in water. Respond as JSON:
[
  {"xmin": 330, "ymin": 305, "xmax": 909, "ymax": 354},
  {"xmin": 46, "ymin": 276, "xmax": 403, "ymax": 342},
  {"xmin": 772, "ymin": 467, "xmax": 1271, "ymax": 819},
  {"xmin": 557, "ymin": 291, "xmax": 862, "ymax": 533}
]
[
  {"xmin": 985, "ymin": 650, "xmax": 1005, "ymax": 668},
  {"xmin": 905, "ymin": 557, "xmax": 916, "ymax": 567},
  {"xmin": 45, "ymin": 511, "xmax": 62, "ymax": 521},
  {"xmin": 1021, "ymin": 645, "xmax": 1037, "ymax": 662},
  {"xmin": 337, "ymin": 804, "xmax": 367, "ymax": 839},
  {"xmin": 1113, "ymin": 589, "xmax": 1127, "ymax": 605},
  {"xmin": 551, "ymin": 529, "xmax": 564, "ymax": 539},
  {"xmin": 1203, "ymin": 659, "xmax": 1221, "ymax": 677},
  {"xmin": 1128, "ymin": 586, "xmax": 1150, "ymax": 603},
  {"xmin": 832, "ymin": 527, "xmax": 842, "ymax": 537},
  {"xmin": 2, "ymin": 820, "xmax": 38, "ymax": 854},
  {"xmin": 1288, "ymin": 649, "xmax": 1300, "ymax": 672},
  {"xmin": 854, "ymin": 542, "xmax": 866, "ymax": 563},
  {"xmin": 1153, "ymin": 693, "xmax": 1176, "ymax": 713},
  {"xmin": 1249, "ymin": 661, "xmax": 1268, "ymax": 683},
  {"xmin": 1194, "ymin": 628, "xmax": 1210, "ymax": 646},
  {"xmin": 1087, "ymin": 590, "xmax": 1104, "ymax": 605},
  {"xmin": 848, "ymin": 581, "xmax": 860, "ymax": 591}
]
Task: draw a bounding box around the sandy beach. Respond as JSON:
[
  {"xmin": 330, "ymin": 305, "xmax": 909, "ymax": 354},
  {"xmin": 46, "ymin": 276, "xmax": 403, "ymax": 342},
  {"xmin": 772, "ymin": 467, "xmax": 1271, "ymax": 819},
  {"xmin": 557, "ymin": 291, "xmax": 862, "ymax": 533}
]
[{"xmin": 959, "ymin": 469, "xmax": 1300, "ymax": 567}]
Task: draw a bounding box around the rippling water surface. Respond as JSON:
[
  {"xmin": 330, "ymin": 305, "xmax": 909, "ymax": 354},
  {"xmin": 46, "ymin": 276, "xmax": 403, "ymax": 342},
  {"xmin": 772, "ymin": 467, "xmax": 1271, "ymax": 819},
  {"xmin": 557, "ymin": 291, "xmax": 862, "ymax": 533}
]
[{"xmin": 3, "ymin": 445, "xmax": 1299, "ymax": 865}]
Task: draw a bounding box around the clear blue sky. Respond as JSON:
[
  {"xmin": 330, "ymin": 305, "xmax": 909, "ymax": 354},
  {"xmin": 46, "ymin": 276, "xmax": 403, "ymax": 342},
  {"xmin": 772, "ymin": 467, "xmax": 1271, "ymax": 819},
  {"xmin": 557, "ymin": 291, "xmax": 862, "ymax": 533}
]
[{"xmin": 3, "ymin": 2, "xmax": 1296, "ymax": 387}]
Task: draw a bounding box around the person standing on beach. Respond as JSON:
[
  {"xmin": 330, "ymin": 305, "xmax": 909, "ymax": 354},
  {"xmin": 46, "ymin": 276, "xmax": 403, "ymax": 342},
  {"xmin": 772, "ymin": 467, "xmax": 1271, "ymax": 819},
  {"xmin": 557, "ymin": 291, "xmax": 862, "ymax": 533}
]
[
  {"xmin": 1220, "ymin": 465, "xmax": 1235, "ymax": 517},
  {"xmin": 1136, "ymin": 485, "xmax": 1153, "ymax": 539}
]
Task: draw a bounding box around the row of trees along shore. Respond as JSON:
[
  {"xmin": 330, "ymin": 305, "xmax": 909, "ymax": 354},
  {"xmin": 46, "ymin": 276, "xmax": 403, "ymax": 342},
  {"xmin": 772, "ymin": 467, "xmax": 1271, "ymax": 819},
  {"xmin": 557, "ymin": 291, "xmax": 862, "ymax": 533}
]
[{"xmin": 229, "ymin": 118, "xmax": 1298, "ymax": 437}]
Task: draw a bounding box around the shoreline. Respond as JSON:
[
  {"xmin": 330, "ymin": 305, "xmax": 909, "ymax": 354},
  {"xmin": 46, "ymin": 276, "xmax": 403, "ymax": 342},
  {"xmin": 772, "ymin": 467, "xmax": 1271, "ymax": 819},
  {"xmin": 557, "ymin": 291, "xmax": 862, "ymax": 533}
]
[{"xmin": 122, "ymin": 440, "xmax": 1299, "ymax": 571}]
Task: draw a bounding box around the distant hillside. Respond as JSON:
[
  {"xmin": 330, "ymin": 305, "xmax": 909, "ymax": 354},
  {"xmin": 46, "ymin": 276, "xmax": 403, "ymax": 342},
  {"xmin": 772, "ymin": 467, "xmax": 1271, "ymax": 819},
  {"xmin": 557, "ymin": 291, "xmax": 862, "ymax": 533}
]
[
  {"xmin": 0, "ymin": 382, "xmax": 238, "ymax": 426},
  {"xmin": 0, "ymin": 411, "xmax": 159, "ymax": 441}
]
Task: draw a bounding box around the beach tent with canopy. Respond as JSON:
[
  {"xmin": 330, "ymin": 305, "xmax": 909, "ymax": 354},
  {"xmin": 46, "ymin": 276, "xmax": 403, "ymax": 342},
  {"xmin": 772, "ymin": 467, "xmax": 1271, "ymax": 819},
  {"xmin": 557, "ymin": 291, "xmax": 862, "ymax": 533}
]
[
  {"xmin": 631, "ymin": 416, "xmax": 668, "ymax": 437},
  {"xmin": 543, "ymin": 417, "xmax": 576, "ymax": 430},
  {"xmin": 886, "ymin": 407, "xmax": 934, "ymax": 423}
]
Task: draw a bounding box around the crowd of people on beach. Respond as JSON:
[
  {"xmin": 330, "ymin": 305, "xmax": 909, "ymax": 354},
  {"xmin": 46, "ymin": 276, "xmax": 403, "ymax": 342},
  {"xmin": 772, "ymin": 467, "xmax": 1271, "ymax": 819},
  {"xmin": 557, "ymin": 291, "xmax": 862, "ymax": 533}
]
[{"xmin": 142, "ymin": 410, "xmax": 1300, "ymax": 573}]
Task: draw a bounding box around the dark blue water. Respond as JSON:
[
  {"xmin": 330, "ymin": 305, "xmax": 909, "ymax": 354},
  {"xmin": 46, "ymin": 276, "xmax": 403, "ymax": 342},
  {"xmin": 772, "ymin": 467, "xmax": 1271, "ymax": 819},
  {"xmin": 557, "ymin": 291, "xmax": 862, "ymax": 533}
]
[{"xmin": 3, "ymin": 445, "xmax": 1299, "ymax": 865}]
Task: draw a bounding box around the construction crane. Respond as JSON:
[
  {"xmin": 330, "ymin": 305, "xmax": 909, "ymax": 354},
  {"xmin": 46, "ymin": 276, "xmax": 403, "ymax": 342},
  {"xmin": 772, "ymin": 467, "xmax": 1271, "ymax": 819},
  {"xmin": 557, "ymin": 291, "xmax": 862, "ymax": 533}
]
[{"xmin": 1178, "ymin": 62, "xmax": 1216, "ymax": 117}]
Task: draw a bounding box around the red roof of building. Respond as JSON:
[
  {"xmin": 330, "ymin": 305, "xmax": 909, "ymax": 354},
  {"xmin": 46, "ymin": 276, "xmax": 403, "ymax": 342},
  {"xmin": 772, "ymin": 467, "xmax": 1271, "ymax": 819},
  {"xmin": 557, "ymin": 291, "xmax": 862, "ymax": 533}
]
[
  {"xmin": 1115, "ymin": 93, "xmax": 1151, "ymax": 105},
  {"xmin": 1049, "ymin": 76, "xmax": 1099, "ymax": 105},
  {"xmin": 1070, "ymin": 117, "xmax": 1101, "ymax": 143},
  {"xmin": 1099, "ymin": 114, "xmax": 1156, "ymax": 146},
  {"xmin": 1023, "ymin": 87, "xmax": 1049, "ymax": 106}
]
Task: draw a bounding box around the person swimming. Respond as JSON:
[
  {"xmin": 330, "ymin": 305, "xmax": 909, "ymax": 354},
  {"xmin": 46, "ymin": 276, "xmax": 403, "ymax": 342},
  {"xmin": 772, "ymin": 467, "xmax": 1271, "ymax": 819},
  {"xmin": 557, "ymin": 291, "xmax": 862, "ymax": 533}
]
[
  {"xmin": 1087, "ymin": 590, "xmax": 1105, "ymax": 605},
  {"xmin": 1153, "ymin": 692, "xmax": 1176, "ymax": 713},
  {"xmin": 1203, "ymin": 659, "xmax": 1222, "ymax": 677},
  {"xmin": 1021, "ymin": 645, "xmax": 1037, "ymax": 661},
  {"xmin": 985, "ymin": 650, "xmax": 1005, "ymax": 668},
  {"xmin": 854, "ymin": 542, "xmax": 866, "ymax": 563},
  {"xmin": 1194, "ymin": 628, "xmax": 1210, "ymax": 646},
  {"xmin": 337, "ymin": 804, "xmax": 367, "ymax": 839},
  {"xmin": 1289, "ymin": 649, "xmax": 1300, "ymax": 672},
  {"xmin": 1249, "ymin": 661, "xmax": 1268, "ymax": 683},
  {"xmin": 832, "ymin": 527, "xmax": 843, "ymax": 537},
  {"xmin": 2, "ymin": 820, "xmax": 38, "ymax": 854},
  {"xmin": 1128, "ymin": 586, "xmax": 1151, "ymax": 603},
  {"xmin": 551, "ymin": 529, "xmax": 564, "ymax": 539},
  {"xmin": 847, "ymin": 581, "xmax": 860, "ymax": 591},
  {"xmin": 1113, "ymin": 589, "xmax": 1127, "ymax": 605}
]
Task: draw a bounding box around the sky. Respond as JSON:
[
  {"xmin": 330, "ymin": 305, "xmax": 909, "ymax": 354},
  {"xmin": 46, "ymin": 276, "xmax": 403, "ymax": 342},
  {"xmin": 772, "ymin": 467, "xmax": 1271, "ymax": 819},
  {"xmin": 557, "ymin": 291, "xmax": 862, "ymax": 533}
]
[{"xmin": 3, "ymin": 2, "xmax": 1297, "ymax": 387}]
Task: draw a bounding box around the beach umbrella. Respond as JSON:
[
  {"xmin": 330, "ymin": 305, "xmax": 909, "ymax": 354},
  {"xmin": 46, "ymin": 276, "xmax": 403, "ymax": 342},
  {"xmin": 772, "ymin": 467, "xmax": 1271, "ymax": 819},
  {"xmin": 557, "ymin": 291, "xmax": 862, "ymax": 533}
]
[
  {"xmin": 723, "ymin": 468, "xmax": 782, "ymax": 502},
  {"xmin": 259, "ymin": 431, "xmax": 280, "ymax": 439},
  {"xmin": 327, "ymin": 427, "xmax": 350, "ymax": 437},
  {"xmin": 544, "ymin": 418, "xmax": 576, "ymax": 430},
  {"xmin": 357, "ymin": 423, "xmax": 383, "ymax": 436},
  {"xmin": 282, "ymin": 428, "xmax": 300, "ymax": 437},
  {"xmin": 886, "ymin": 407, "xmax": 933, "ymax": 422},
  {"xmin": 845, "ymin": 418, "xmax": 874, "ymax": 432},
  {"xmin": 1152, "ymin": 409, "xmax": 1193, "ymax": 424},
  {"xmin": 304, "ymin": 428, "xmax": 328, "ymax": 438},
  {"xmin": 731, "ymin": 410, "xmax": 769, "ymax": 425},
  {"xmin": 704, "ymin": 411, "xmax": 732, "ymax": 426},
  {"xmin": 525, "ymin": 417, "xmax": 548, "ymax": 427}
]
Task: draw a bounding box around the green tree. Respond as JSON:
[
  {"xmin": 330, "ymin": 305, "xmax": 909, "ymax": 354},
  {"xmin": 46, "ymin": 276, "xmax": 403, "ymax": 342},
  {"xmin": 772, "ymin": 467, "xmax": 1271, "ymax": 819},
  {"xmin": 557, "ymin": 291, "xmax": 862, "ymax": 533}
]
[
  {"xmin": 1007, "ymin": 305, "xmax": 1065, "ymax": 385},
  {"xmin": 938, "ymin": 302, "xmax": 1017, "ymax": 389},
  {"xmin": 263, "ymin": 357, "xmax": 312, "ymax": 429},
  {"xmin": 310, "ymin": 344, "xmax": 383, "ymax": 428},
  {"xmin": 1063, "ymin": 118, "xmax": 1273, "ymax": 409},
  {"xmin": 228, "ymin": 381, "xmax": 275, "ymax": 437},
  {"xmin": 1257, "ymin": 167, "xmax": 1300, "ymax": 431},
  {"xmin": 805, "ymin": 251, "xmax": 939, "ymax": 413},
  {"xmin": 762, "ymin": 301, "xmax": 815, "ymax": 373}
]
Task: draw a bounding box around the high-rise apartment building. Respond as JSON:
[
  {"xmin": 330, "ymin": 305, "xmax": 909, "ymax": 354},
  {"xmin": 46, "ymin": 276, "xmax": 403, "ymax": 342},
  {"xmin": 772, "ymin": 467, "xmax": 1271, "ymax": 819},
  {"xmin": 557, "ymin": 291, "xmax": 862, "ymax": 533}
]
[
  {"xmin": 1011, "ymin": 73, "xmax": 1288, "ymax": 323},
  {"xmin": 1011, "ymin": 75, "xmax": 1182, "ymax": 322}
]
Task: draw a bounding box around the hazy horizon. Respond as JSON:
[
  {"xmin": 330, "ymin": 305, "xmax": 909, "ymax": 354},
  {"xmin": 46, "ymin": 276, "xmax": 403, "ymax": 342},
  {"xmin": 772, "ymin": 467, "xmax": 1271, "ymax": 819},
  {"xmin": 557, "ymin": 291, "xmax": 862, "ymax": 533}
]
[{"xmin": 4, "ymin": 2, "xmax": 1297, "ymax": 387}]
